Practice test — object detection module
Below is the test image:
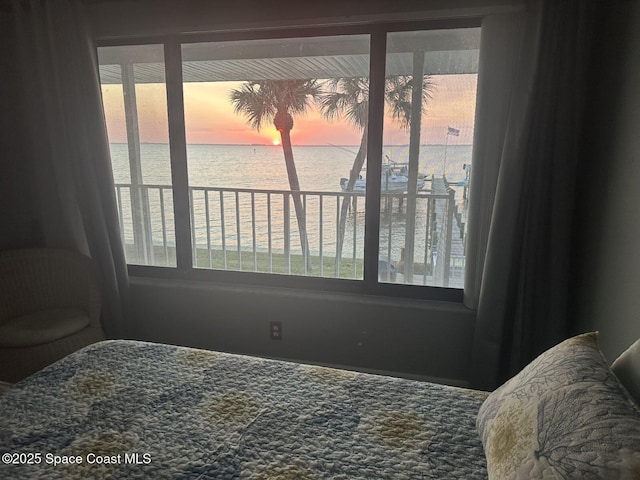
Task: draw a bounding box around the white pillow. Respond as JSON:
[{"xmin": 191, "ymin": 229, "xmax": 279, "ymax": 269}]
[{"xmin": 612, "ymin": 337, "xmax": 640, "ymax": 406}]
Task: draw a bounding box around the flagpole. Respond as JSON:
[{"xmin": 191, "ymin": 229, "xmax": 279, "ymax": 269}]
[
  {"xmin": 443, "ymin": 126, "xmax": 460, "ymax": 178},
  {"xmin": 443, "ymin": 129, "xmax": 449, "ymax": 177}
]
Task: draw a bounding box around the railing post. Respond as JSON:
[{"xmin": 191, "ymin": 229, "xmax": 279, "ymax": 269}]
[
  {"xmin": 220, "ymin": 191, "xmax": 227, "ymax": 270},
  {"xmin": 352, "ymin": 194, "xmax": 358, "ymax": 278},
  {"xmin": 267, "ymin": 193, "xmax": 272, "ymax": 272},
  {"xmin": 386, "ymin": 194, "xmax": 393, "ymax": 276},
  {"xmin": 319, "ymin": 194, "xmax": 324, "ymax": 277},
  {"xmin": 251, "ymin": 192, "xmax": 257, "ymax": 271},
  {"xmin": 189, "ymin": 189, "xmax": 197, "ymax": 266},
  {"xmin": 423, "ymin": 196, "xmax": 431, "ymax": 285},
  {"xmin": 303, "ymin": 194, "xmax": 308, "ymax": 276},
  {"xmin": 235, "ymin": 191, "xmax": 242, "ymax": 270},
  {"xmin": 205, "ymin": 190, "xmax": 211, "ymax": 268},
  {"xmin": 443, "ymin": 188, "xmax": 455, "ymax": 287},
  {"xmin": 284, "ymin": 193, "xmax": 291, "ymax": 274},
  {"xmin": 159, "ymin": 188, "xmax": 169, "ymax": 265},
  {"xmin": 334, "ymin": 195, "xmax": 341, "ymax": 277}
]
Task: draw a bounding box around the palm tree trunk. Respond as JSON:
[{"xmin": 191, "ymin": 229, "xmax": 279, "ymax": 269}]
[
  {"xmin": 279, "ymin": 129, "xmax": 311, "ymax": 270},
  {"xmin": 334, "ymin": 124, "xmax": 368, "ymax": 276}
]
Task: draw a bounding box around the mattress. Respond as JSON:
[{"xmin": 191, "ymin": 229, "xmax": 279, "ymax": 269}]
[{"xmin": 0, "ymin": 340, "xmax": 488, "ymax": 479}]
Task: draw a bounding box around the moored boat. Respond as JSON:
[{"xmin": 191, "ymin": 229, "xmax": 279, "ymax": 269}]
[{"xmin": 340, "ymin": 161, "xmax": 426, "ymax": 193}]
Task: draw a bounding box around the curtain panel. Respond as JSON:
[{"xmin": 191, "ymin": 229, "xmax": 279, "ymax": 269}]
[
  {"xmin": 466, "ymin": 0, "xmax": 597, "ymax": 390},
  {"xmin": 8, "ymin": 0, "xmax": 129, "ymax": 338}
]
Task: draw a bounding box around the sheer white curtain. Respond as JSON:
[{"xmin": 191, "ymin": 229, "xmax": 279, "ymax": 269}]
[
  {"xmin": 8, "ymin": 0, "xmax": 129, "ymax": 338},
  {"xmin": 464, "ymin": 0, "xmax": 597, "ymax": 390}
]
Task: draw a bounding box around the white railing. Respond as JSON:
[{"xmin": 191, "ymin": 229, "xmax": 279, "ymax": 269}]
[{"xmin": 113, "ymin": 183, "xmax": 459, "ymax": 286}]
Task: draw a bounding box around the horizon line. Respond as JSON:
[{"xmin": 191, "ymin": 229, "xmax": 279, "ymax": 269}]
[{"xmin": 109, "ymin": 142, "xmax": 474, "ymax": 147}]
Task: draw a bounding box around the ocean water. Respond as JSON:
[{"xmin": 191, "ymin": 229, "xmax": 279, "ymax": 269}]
[
  {"xmin": 110, "ymin": 143, "xmax": 472, "ymax": 189},
  {"xmin": 109, "ymin": 143, "xmax": 472, "ymax": 260}
]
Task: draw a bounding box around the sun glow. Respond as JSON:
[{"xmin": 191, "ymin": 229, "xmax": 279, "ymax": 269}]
[{"xmin": 272, "ymin": 139, "xmax": 280, "ymax": 146}]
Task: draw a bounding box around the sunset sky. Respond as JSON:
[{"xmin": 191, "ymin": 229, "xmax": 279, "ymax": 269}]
[{"xmin": 101, "ymin": 74, "xmax": 477, "ymax": 146}]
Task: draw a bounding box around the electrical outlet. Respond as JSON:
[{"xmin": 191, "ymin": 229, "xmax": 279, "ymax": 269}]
[{"xmin": 270, "ymin": 321, "xmax": 282, "ymax": 340}]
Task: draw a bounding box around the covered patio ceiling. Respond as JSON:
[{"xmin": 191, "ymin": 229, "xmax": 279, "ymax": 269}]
[{"xmin": 98, "ymin": 28, "xmax": 479, "ymax": 84}]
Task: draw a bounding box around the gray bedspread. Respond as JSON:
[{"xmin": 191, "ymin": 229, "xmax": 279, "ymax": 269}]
[{"xmin": 0, "ymin": 340, "xmax": 488, "ymax": 479}]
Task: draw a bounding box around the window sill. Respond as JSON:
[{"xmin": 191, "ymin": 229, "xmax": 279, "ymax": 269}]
[{"xmin": 127, "ymin": 264, "xmax": 464, "ymax": 304}]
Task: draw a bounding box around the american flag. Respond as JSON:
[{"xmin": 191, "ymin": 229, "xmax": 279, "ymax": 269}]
[{"xmin": 447, "ymin": 126, "xmax": 460, "ymax": 136}]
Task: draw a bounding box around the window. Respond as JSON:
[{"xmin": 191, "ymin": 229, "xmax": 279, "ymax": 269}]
[
  {"xmin": 99, "ymin": 44, "xmax": 176, "ymax": 267},
  {"xmin": 98, "ymin": 23, "xmax": 480, "ymax": 298},
  {"xmin": 380, "ymin": 29, "xmax": 478, "ymax": 289},
  {"xmin": 181, "ymin": 35, "xmax": 370, "ymax": 279}
]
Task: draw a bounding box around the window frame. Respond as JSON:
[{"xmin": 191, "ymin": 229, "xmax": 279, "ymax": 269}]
[{"xmin": 97, "ymin": 18, "xmax": 482, "ymax": 303}]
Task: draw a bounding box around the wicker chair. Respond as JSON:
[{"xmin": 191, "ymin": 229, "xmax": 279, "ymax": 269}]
[{"xmin": 0, "ymin": 248, "xmax": 105, "ymax": 383}]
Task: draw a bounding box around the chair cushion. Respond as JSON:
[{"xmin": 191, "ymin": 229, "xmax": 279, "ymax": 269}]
[{"xmin": 0, "ymin": 308, "xmax": 90, "ymax": 347}]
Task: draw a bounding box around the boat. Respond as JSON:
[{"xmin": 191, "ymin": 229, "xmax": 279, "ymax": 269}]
[{"xmin": 340, "ymin": 160, "xmax": 426, "ymax": 193}]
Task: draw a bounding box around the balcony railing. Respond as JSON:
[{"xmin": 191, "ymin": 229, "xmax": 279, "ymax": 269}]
[{"xmin": 113, "ymin": 181, "xmax": 463, "ymax": 287}]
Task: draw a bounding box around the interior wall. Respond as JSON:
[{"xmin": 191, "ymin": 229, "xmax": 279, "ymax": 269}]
[
  {"xmin": 130, "ymin": 278, "xmax": 476, "ymax": 385},
  {"xmin": 86, "ymin": 0, "xmax": 500, "ymax": 385},
  {"xmin": 86, "ymin": 0, "xmax": 524, "ymax": 38},
  {"xmin": 572, "ymin": 0, "xmax": 640, "ymax": 362}
]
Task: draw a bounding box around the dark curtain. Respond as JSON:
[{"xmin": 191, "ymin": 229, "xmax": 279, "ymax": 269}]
[
  {"xmin": 5, "ymin": 0, "xmax": 130, "ymax": 338},
  {"xmin": 466, "ymin": 0, "xmax": 598, "ymax": 390}
]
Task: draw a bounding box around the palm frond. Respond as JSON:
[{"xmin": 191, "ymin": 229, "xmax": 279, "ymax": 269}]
[
  {"xmin": 385, "ymin": 74, "xmax": 436, "ymax": 131},
  {"xmin": 230, "ymin": 79, "xmax": 321, "ymax": 131},
  {"xmin": 319, "ymin": 77, "xmax": 369, "ymax": 130},
  {"xmin": 280, "ymin": 79, "xmax": 322, "ymax": 116},
  {"xmin": 229, "ymin": 83, "xmax": 275, "ymax": 131}
]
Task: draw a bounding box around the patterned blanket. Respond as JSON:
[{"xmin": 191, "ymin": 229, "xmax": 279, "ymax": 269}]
[{"xmin": 0, "ymin": 340, "xmax": 488, "ymax": 479}]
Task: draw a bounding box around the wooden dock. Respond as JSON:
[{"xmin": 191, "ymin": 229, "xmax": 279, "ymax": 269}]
[
  {"xmin": 431, "ymin": 177, "xmax": 466, "ymax": 288},
  {"xmin": 391, "ymin": 176, "xmax": 466, "ymax": 288}
]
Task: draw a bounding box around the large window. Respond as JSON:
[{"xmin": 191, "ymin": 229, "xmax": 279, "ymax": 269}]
[{"xmin": 98, "ymin": 24, "xmax": 479, "ymax": 297}]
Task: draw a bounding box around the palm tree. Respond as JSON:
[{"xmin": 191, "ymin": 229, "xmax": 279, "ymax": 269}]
[
  {"xmin": 230, "ymin": 80, "xmax": 322, "ymax": 269},
  {"xmin": 320, "ymin": 75, "xmax": 435, "ymax": 275}
]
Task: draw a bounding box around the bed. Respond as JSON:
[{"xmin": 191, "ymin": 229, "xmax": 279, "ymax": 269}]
[
  {"xmin": 1, "ymin": 333, "xmax": 640, "ymax": 479},
  {"xmin": 0, "ymin": 340, "xmax": 488, "ymax": 479}
]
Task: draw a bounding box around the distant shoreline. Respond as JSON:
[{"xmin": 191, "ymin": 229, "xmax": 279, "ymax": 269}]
[{"xmin": 110, "ymin": 142, "xmax": 474, "ymax": 148}]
